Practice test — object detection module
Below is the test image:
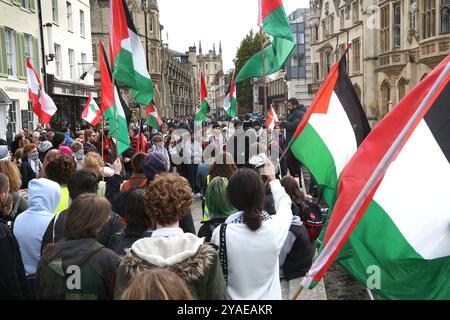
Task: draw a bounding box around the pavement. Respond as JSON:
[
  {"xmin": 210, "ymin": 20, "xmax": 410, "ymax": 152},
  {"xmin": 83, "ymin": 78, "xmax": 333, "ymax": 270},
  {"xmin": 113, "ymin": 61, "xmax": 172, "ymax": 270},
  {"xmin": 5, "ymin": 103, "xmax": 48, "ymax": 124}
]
[{"xmin": 191, "ymin": 199, "xmax": 327, "ymax": 300}]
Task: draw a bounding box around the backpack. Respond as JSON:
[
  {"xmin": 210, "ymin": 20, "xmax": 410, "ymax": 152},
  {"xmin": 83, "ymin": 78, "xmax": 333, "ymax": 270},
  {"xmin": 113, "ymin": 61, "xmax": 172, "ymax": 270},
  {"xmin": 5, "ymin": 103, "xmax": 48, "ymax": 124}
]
[{"xmin": 299, "ymin": 201, "xmax": 324, "ymax": 241}]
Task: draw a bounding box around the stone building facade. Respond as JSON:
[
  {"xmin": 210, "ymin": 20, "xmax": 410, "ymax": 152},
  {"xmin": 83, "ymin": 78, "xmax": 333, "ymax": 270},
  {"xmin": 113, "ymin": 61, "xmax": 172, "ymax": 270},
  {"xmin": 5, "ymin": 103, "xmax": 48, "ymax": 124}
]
[{"xmin": 309, "ymin": 0, "xmax": 450, "ymax": 126}]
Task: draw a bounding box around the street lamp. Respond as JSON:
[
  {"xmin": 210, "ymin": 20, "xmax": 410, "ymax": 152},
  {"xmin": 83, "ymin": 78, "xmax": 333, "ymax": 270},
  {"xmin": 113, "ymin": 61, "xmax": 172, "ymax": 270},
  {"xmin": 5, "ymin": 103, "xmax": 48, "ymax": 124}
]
[{"xmin": 43, "ymin": 23, "xmax": 55, "ymax": 63}]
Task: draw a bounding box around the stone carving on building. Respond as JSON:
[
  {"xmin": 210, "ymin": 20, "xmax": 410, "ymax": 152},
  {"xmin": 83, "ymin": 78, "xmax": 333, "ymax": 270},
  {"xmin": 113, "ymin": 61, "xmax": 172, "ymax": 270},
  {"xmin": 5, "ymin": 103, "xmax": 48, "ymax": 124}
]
[{"xmin": 408, "ymin": 0, "xmax": 419, "ymax": 43}]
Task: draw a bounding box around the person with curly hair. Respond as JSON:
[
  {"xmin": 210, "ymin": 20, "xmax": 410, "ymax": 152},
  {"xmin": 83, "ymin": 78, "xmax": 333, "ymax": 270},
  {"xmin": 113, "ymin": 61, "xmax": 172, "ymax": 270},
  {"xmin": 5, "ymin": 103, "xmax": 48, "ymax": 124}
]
[
  {"xmin": 45, "ymin": 155, "xmax": 77, "ymax": 215},
  {"xmin": 114, "ymin": 173, "xmax": 228, "ymax": 300}
]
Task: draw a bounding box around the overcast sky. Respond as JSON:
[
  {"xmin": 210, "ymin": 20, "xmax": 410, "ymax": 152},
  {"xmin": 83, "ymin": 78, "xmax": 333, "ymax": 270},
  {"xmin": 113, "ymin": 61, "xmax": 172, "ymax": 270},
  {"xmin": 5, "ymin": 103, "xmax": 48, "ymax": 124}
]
[{"xmin": 158, "ymin": 0, "xmax": 309, "ymax": 72}]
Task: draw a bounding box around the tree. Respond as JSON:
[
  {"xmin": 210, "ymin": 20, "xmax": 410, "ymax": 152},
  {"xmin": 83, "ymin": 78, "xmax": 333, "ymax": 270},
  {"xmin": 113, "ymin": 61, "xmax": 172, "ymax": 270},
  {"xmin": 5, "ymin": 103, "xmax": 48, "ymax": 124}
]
[{"xmin": 234, "ymin": 30, "xmax": 267, "ymax": 113}]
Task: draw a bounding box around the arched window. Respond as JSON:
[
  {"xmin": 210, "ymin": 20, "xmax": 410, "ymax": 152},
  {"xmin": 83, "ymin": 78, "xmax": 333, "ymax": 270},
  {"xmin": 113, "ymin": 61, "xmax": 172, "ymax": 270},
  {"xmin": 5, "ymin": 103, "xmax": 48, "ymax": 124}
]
[
  {"xmin": 393, "ymin": 3, "xmax": 401, "ymax": 48},
  {"xmin": 353, "ymin": 83, "xmax": 362, "ymax": 102},
  {"xmin": 423, "ymin": 0, "xmax": 436, "ymax": 39},
  {"xmin": 381, "ymin": 81, "xmax": 391, "ymax": 118},
  {"xmin": 398, "ymin": 78, "xmax": 406, "ymax": 101},
  {"xmin": 441, "ymin": 0, "xmax": 450, "ymax": 34},
  {"xmin": 314, "ymin": 24, "xmax": 319, "ymax": 41}
]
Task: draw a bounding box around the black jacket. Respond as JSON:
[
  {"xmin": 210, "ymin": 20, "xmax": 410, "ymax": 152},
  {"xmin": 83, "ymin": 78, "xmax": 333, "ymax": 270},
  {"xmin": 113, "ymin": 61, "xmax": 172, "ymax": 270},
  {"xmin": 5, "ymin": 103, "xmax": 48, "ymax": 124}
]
[
  {"xmin": 20, "ymin": 158, "xmax": 36, "ymax": 189},
  {"xmin": 280, "ymin": 105, "xmax": 307, "ymax": 142},
  {"xmin": 40, "ymin": 209, "xmax": 124, "ymax": 254},
  {"xmin": 197, "ymin": 218, "xmax": 227, "ymax": 243},
  {"xmin": 107, "ymin": 228, "xmax": 153, "ymax": 255},
  {"xmin": 105, "ymin": 174, "xmax": 196, "ymax": 234},
  {"xmin": 83, "ymin": 142, "xmax": 99, "ymax": 155},
  {"xmin": 282, "ymin": 224, "xmax": 313, "ymax": 280},
  {"xmin": 0, "ymin": 221, "xmax": 31, "ymax": 299}
]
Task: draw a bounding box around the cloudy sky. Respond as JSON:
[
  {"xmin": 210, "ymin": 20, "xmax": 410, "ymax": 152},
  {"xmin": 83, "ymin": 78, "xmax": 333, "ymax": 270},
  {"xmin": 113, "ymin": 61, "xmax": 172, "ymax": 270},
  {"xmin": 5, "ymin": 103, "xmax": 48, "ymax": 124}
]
[{"xmin": 158, "ymin": 0, "xmax": 309, "ymax": 72}]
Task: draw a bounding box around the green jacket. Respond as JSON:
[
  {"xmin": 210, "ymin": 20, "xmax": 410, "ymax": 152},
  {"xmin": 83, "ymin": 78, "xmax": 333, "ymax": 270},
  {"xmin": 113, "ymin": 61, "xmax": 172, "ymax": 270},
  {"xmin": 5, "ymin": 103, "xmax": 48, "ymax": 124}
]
[
  {"xmin": 36, "ymin": 238, "xmax": 119, "ymax": 300},
  {"xmin": 115, "ymin": 233, "xmax": 229, "ymax": 300}
]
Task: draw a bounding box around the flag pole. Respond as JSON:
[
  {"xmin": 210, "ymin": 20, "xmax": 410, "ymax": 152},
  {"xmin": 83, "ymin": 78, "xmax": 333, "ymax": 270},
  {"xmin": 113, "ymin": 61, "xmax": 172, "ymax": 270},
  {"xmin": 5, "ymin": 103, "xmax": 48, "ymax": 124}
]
[
  {"xmin": 291, "ymin": 283, "xmax": 304, "ymax": 300},
  {"xmin": 112, "ymin": 73, "xmax": 119, "ymax": 159},
  {"xmin": 101, "ymin": 115, "xmax": 105, "ymax": 182},
  {"xmin": 260, "ymin": 27, "xmax": 269, "ymax": 155}
]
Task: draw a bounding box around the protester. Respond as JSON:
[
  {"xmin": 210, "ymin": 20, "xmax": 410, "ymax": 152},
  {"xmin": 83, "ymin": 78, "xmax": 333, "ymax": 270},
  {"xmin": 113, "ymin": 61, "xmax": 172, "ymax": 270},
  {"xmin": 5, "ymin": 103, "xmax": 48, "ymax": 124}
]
[
  {"xmin": 107, "ymin": 188, "xmax": 153, "ymax": 255},
  {"xmin": 0, "ymin": 148, "xmax": 28, "ymax": 218},
  {"xmin": 207, "ymin": 122, "xmax": 225, "ymax": 155},
  {"xmin": 37, "ymin": 141, "xmax": 53, "ymax": 163},
  {"xmin": 211, "ymin": 163, "xmax": 293, "ymax": 299},
  {"xmin": 13, "ymin": 178, "xmax": 61, "ymax": 297},
  {"xmin": 228, "ymin": 120, "xmax": 250, "ymax": 167},
  {"xmin": 41, "ymin": 169, "xmax": 123, "ymax": 252},
  {"xmin": 83, "ymin": 152, "xmax": 109, "ymax": 196},
  {"xmin": 51, "ymin": 132, "xmax": 66, "ymax": 150},
  {"xmin": 70, "ymin": 141, "xmax": 85, "ymax": 170},
  {"xmin": 114, "ymin": 173, "xmax": 228, "ymax": 300},
  {"xmin": 39, "ymin": 149, "xmax": 61, "ymax": 179},
  {"xmin": 45, "ymin": 155, "xmax": 77, "ymax": 215},
  {"xmin": 120, "ymin": 268, "xmax": 193, "ymax": 300},
  {"xmin": 183, "ymin": 131, "xmax": 203, "ymax": 194},
  {"xmin": 83, "ymin": 129, "xmax": 99, "ymax": 155},
  {"xmin": 36, "ymin": 194, "xmax": 119, "ymax": 300},
  {"xmin": 152, "ymin": 134, "xmax": 170, "ymax": 171},
  {"xmin": 0, "ymin": 173, "xmax": 31, "ymax": 299},
  {"xmin": 120, "ymin": 153, "xmax": 147, "ymax": 192},
  {"xmin": 198, "ymin": 177, "xmax": 235, "ymax": 242},
  {"xmin": 20, "ymin": 143, "xmax": 42, "ymax": 189}
]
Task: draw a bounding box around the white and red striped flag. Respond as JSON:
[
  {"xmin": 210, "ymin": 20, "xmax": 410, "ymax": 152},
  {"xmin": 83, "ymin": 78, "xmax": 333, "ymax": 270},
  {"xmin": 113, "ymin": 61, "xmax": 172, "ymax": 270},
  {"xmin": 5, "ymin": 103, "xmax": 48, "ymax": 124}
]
[
  {"xmin": 82, "ymin": 94, "xmax": 101, "ymax": 126},
  {"xmin": 26, "ymin": 58, "xmax": 57, "ymax": 124},
  {"xmin": 265, "ymin": 104, "xmax": 279, "ymax": 129}
]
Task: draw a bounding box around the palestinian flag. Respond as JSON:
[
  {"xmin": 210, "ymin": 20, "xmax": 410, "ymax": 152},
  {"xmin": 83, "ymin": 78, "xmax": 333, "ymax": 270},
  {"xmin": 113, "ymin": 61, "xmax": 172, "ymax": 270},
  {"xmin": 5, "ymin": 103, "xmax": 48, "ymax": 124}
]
[
  {"xmin": 223, "ymin": 70, "xmax": 237, "ymax": 117},
  {"xmin": 82, "ymin": 94, "xmax": 101, "ymax": 126},
  {"xmin": 289, "ymin": 53, "xmax": 370, "ymax": 203},
  {"xmin": 146, "ymin": 101, "xmax": 163, "ymax": 130},
  {"xmin": 99, "ymin": 40, "xmax": 130, "ymax": 155},
  {"xmin": 303, "ymin": 55, "xmax": 450, "ymax": 299},
  {"xmin": 134, "ymin": 120, "xmax": 148, "ymax": 153},
  {"xmin": 110, "ymin": 0, "xmax": 154, "ymax": 105},
  {"xmin": 195, "ymin": 73, "xmax": 209, "ymax": 123},
  {"xmin": 265, "ymin": 104, "xmax": 278, "ymax": 129},
  {"xmin": 235, "ymin": 0, "xmax": 295, "ymax": 83},
  {"xmin": 26, "ymin": 58, "xmax": 57, "ymax": 124}
]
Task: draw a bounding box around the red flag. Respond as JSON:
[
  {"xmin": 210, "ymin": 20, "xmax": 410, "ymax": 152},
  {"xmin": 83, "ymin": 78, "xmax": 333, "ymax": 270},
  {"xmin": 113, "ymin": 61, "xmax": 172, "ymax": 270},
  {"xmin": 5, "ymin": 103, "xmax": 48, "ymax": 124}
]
[{"xmin": 99, "ymin": 41, "xmax": 114, "ymax": 114}]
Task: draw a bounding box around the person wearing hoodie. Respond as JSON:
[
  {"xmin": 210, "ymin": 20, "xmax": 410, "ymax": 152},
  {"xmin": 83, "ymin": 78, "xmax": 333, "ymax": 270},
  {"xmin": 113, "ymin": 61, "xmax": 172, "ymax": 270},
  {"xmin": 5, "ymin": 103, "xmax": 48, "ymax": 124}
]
[
  {"xmin": 114, "ymin": 173, "xmax": 229, "ymax": 300},
  {"xmin": 211, "ymin": 163, "xmax": 293, "ymax": 300},
  {"xmin": 13, "ymin": 178, "xmax": 61, "ymax": 297},
  {"xmin": 41, "ymin": 169, "xmax": 123, "ymax": 253},
  {"xmin": 0, "ymin": 173, "xmax": 31, "ymax": 299},
  {"xmin": 197, "ymin": 177, "xmax": 235, "ymax": 242},
  {"xmin": 36, "ymin": 193, "xmax": 120, "ymax": 300}
]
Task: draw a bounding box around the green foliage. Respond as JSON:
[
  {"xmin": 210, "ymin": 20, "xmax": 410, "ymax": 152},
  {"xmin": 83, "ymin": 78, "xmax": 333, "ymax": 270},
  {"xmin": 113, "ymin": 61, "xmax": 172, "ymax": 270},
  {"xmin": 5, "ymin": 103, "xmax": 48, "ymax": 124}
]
[{"xmin": 234, "ymin": 30, "xmax": 267, "ymax": 113}]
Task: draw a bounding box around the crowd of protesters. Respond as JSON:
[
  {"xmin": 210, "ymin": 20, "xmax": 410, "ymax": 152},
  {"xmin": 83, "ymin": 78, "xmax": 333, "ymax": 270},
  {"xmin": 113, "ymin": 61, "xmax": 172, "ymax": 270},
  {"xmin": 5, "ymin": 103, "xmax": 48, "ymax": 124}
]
[{"xmin": 0, "ymin": 98, "xmax": 324, "ymax": 300}]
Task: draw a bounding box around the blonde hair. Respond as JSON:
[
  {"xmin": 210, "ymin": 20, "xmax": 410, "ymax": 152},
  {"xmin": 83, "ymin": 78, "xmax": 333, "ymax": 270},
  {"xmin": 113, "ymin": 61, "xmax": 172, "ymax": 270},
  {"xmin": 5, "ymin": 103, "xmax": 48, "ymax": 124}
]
[
  {"xmin": 121, "ymin": 269, "xmax": 193, "ymax": 300},
  {"xmin": 0, "ymin": 160, "xmax": 21, "ymax": 192},
  {"xmin": 82, "ymin": 152, "xmax": 104, "ymax": 172}
]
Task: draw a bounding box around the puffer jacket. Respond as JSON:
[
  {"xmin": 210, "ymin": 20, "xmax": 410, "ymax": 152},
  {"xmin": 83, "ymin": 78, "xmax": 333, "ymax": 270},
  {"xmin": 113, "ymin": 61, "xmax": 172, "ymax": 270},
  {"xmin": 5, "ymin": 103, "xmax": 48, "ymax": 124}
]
[{"xmin": 114, "ymin": 233, "xmax": 229, "ymax": 300}]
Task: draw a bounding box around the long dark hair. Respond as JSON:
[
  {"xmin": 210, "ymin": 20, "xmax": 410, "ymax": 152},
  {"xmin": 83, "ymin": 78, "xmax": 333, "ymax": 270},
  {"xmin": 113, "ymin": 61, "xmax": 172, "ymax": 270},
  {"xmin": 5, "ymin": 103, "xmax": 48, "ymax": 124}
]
[
  {"xmin": 125, "ymin": 188, "xmax": 151, "ymax": 230},
  {"xmin": 281, "ymin": 176, "xmax": 305, "ymax": 204},
  {"xmin": 227, "ymin": 169, "xmax": 264, "ymax": 231}
]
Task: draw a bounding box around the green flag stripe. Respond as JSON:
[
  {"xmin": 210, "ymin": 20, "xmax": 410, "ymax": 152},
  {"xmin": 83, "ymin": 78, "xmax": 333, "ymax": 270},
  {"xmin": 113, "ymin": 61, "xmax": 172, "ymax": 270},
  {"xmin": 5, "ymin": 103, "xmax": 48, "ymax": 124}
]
[{"xmin": 263, "ymin": 5, "xmax": 294, "ymax": 41}]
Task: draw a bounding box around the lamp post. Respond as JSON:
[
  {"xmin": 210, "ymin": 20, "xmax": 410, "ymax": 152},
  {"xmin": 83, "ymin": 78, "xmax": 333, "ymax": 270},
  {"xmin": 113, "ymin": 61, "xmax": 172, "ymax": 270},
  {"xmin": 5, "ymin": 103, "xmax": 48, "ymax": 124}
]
[{"xmin": 141, "ymin": 0, "xmax": 149, "ymax": 67}]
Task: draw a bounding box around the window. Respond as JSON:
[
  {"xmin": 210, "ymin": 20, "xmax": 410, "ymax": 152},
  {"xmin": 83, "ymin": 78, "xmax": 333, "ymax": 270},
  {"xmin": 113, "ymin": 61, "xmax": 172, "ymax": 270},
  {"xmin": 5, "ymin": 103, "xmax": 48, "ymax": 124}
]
[
  {"xmin": 80, "ymin": 10, "xmax": 85, "ymax": 37},
  {"xmin": 80, "ymin": 52, "xmax": 87, "ymax": 78},
  {"xmin": 8, "ymin": 100, "xmax": 17, "ymax": 135},
  {"xmin": 381, "ymin": 81, "xmax": 391, "ymax": 118},
  {"xmin": 322, "ymin": 20, "xmax": 327, "ymax": 39},
  {"xmin": 298, "ymin": 33, "xmax": 305, "ymax": 44},
  {"xmin": 151, "ymin": 51, "xmax": 157, "ymax": 72},
  {"xmin": 54, "ymin": 43, "xmax": 62, "ymax": 77},
  {"xmin": 330, "ymin": 14, "xmax": 334, "ymax": 34},
  {"xmin": 5, "ymin": 28, "xmax": 16, "ymax": 77},
  {"xmin": 352, "ymin": 39, "xmax": 361, "ymax": 73},
  {"xmin": 314, "ymin": 24, "xmax": 319, "ymax": 41},
  {"xmin": 441, "ymin": 0, "xmax": 450, "ymax": 34},
  {"xmin": 314, "ymin": 63, "xmax": 319, "ymax": 81},
  {"xmin": 67, "ymin": 2, "xmax": 73, "ymax": 31},
  {"xmin": 423, "ymin": 0, "xmax": 436, "ymax": 39},
  {"xmin": 27, "ymin": 101, "xmax": 34, "ymax": 130},
  {"xmin": 68, "ymin": 49, "xmax": 75, "ymax": 80},
  {"xmin": 326, "ymin": 52, "xmax": 331, "ymax": 75},
  {"xmin": 291, "ymin": 55, "xmax": 299, "ymax": 67},
  {"xmin": 150, "ymin": 14, "xmax": 154, "ymax": 33},
  {"xmin": 393, "ymin": 3, "xmax": 401, "ymax": 49},
  {"xmin": 205, "ymin": 64, "xmax": 208, "ymax": 70},
  {"xmin": 353, "ymin": 1, "xmax": 359, "ymax": 23},
  {"xmin": 24, "ymin": 34, "xmax": 33, "ymax": 66},
  {"xmin": 340, "ymin": 9, "xmax": 345, "ymax": 29},
  {"xmin": 398, "ymin": 78, "xmax": 406, "ymax": 101},
  {"xmin": 380, "ymin": 5, "xmax": 390, "ymax": 52},
  {"xmin": 299, "ymin": 53, "xmax": 306, "ymax": 66},
  {"xmin": 21, "ymin": 0, "xmax": 30, "ymax": 10},
  {"xmin": 52, "ymin": 0, "xmax": 58, "ymax": 23}
]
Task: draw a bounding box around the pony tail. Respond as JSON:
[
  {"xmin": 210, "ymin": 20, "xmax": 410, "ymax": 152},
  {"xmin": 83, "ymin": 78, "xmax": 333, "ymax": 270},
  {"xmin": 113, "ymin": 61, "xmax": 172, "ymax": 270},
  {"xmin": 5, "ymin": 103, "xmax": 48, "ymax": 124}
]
[{"xmin": 243, "ymin": 208, "xmax": 262, "ymax": 231}]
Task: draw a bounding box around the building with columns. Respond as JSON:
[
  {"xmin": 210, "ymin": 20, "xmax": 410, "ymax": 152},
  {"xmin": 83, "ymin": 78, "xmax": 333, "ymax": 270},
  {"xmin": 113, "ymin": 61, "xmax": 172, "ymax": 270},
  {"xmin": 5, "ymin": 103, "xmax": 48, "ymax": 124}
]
[{"xmin": 309, "ymin": 0, "xmax": 450, "ymax": 126}]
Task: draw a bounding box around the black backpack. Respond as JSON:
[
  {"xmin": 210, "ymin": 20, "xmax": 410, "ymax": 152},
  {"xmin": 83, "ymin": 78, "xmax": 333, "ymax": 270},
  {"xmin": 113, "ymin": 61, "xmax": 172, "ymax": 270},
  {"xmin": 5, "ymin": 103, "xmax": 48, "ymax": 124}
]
[{"xmin": 299, "ymin": 201, "xmax": 324, "ymax": 241}]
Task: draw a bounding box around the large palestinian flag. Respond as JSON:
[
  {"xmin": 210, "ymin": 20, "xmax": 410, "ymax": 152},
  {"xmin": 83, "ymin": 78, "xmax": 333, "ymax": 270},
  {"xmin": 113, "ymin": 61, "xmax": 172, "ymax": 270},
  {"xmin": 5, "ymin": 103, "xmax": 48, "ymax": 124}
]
[
  {"xmin": 235, "ymin": 0, "xmax": 295, "ymax": 83},
  {"xmin": 289, "ymin": 54, "xmax": 370, "ymax": 202},
  {"xmin": 223, "ymin": 70, "xmax": 237, "ymax": 117},
  {"xmin": 26, "ymin": 58, "xmax": 57, "ymax": 124},
  {"xmin": 99, "ymin": 41, "xmax": 130, "ymax": 155},
  {"xmin": 110, "ymin": 0, "xmax": 154, "ymax": 105},
  {"xmin": 303, "ymin": 55, "xmax": 450, "ymax": 299}
]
